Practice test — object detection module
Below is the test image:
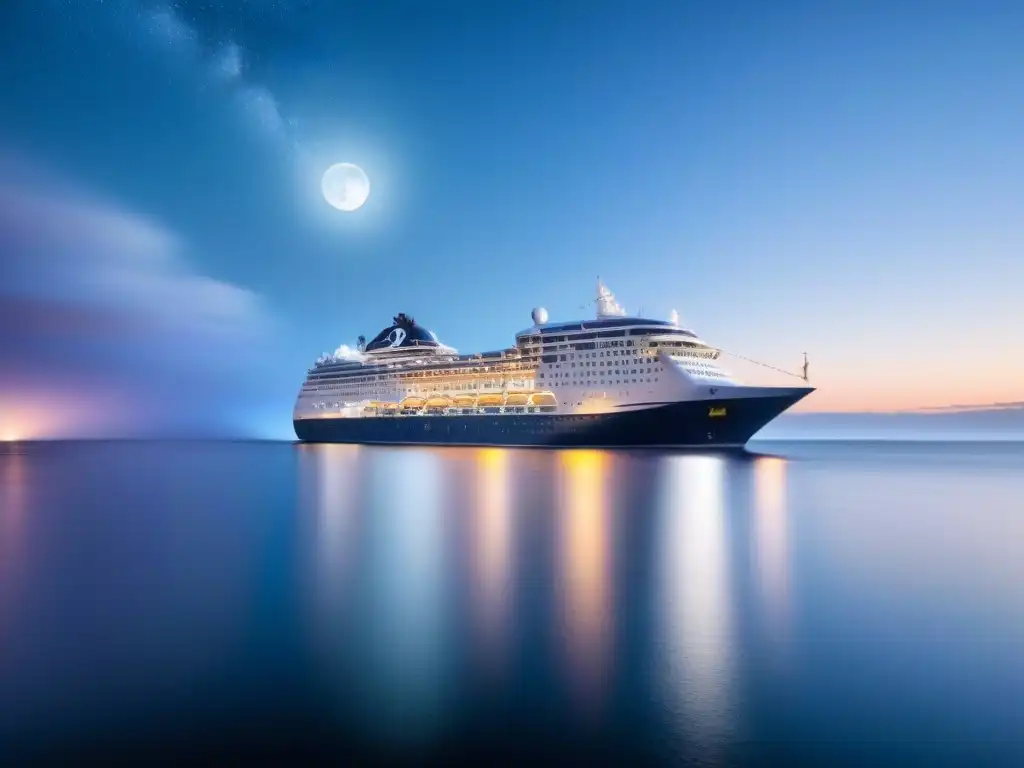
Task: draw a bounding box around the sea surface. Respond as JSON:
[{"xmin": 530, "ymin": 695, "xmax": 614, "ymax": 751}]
[{"xmin": 1, "ymin": 440, "xmax": 1022, "ymax": 765}]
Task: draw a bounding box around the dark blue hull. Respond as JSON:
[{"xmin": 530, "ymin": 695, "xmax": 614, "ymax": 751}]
[{"xmin": 293, "ymin": 392, "xmax": 810, "ymax": 449}]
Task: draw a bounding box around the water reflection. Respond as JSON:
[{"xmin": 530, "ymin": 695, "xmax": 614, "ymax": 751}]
[
  {"xmin": 299, "ymin": 444, "xmax": 363, "ymax": 662},
  {"xmin": 0, "ymin": 450, "xmax": 27, "ymax": 645},
  {"xmin": 471, "ymin": 449, "xmax": 513, "ymax": 677},
  {"xmin": 556, "ymin": 450, "xmax": 613, "ymax": 711},
  {"xmin": 4, "ymin": 441, "xmax": 1024, "ymax": 762},
  {"xmin": 752, "ymin": 457, "xmax": 791, "ymax": 648},
  {"xmin": 0, "ymin": 448, "xmax": 26, "ymax": 547},
  {"xmin": 655, "ymin": 455, "xmax": 735, "ymax": 750},
  {"xmin": 359, "ymin": 449, "xmax": 450, "ymax": 738}
]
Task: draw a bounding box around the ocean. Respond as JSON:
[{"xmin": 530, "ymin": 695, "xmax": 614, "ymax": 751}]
[{"xmin": 1, "ymin": 439, "xmax": 1022, "ymax": 764}]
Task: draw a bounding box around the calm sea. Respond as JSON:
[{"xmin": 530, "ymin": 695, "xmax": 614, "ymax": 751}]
[{"xmin": 1, "ymin": 440, "xmax": 1022, "ymax": 765}]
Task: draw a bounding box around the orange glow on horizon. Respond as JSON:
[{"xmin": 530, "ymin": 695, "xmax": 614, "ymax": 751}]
[
  {"xmin": 724, "ymin": 353, "xmax": 1024, "ymax": 414},
  {"xmin": 794, "ymin": 386, "xmax": 1024, "ymax": 413},
  {"xmin": 0, "ymin": 393, "xmax": 123, "ymax": 440},
  {"xmin": 1, "ymin": 407, "xmax": 42, "ymax": 442}
]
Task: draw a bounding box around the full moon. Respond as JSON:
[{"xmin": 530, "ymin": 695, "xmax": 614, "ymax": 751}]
[{"xmin": 321, "ymin": 162, "xmax": 370, "ymax": 212}]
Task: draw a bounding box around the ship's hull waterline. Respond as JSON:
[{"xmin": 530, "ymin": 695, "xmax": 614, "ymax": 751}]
[{"xmin": 293, "ymin": 391, "xmax": 809, "ymax": 449}]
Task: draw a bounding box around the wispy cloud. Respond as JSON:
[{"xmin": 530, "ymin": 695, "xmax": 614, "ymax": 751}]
[
  {"xmin": 214, "ymin": 41, "xmax": 243, "ymax": 82},
  {"xmin": 141, "ymin": 4, "xmax": 293, "ymax": 146},
  {"xmin": 0, "ymin": 155, "xmax": 272, "ymax": 343},
  {"xmin": 237, "ymin": 85, "xmax": 287, "ymax": 138},
  {"xmin": 912, "ymin": 401, "xmax": 1024, "ymax": 413},
  {"xmin": 0, "ymin": 153, "xmax": 283, "ymax": 438},
  {"xmin": 145, "ymin": 6, "xmax": 200, "ymax": 59}
]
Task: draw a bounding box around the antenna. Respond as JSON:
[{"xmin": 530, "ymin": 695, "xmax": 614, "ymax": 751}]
[{"xmin": 579, "ymin": 283, "xmax": 603, "ymax": 311}]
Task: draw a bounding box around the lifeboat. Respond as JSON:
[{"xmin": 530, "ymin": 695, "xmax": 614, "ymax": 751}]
[
  {"xmin": 504, "ymin": 392, "xmax": 529, "ymax": 407},
  {"xmin": 401, "ymin": 396, "xmax": 426, "ymax": 409},
  {"xmin": 529, "ymin": 391, "xmax": 557, "ymax": 407},
  {"xmin": 477, "ymin": 393, "xmax": 504, "ymax": 407},
  {"xmin": 424, "ymin": 396, "xmax": 451, "ymax": 414},
  {"xmin": 452, "ymin": 394, "xmax": 477, "ymax": 407}
]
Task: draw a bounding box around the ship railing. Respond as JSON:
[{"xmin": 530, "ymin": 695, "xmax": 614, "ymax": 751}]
[
  {"xmin": 360, "ymin": 389, "xmax": 557, "ymax": 417},
  {"xmin": 361, "ymin": 403, "xmax": 558, "ymax": 417}
]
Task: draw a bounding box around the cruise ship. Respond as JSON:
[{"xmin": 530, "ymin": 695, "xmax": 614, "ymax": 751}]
[{"xmin": 293, "ymin": 282, "xmax": 813, "ymax": 448}]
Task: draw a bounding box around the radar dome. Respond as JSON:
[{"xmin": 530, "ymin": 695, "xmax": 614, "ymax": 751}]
[{"xmin": 532, "ymin": 307, "xmax": 549, "ymax": 325}]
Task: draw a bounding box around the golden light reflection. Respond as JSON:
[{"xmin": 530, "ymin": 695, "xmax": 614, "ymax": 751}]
[
  {"xmin": 656, "ymin": 455, "xmax": 734, "ymax": 748},
  {"xmin": 472, "ymin": 448, "xmax": 513, "ymax": 676},
  {"xmin": 556, "ymin": 449, "xmax": 613, "ymax": 710},
  {"xmin": 753, "ymin": 457, "xmax": 790, "ymax": 646}
]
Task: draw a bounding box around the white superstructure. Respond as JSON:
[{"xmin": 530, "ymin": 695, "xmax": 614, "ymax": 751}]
[{"xmin": 293, "ymin": 282, "xmax": 808, "ymax": 422}]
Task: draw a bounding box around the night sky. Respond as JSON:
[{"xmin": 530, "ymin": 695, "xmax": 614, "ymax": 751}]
[{"xmin": 2, "ymin": 1, "xmax": 1023, "ymax": 439}]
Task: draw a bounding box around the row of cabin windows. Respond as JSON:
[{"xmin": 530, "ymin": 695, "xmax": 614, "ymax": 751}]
[
  {"xmin": 531, "ymin": 345, "xmax": 717, "ymax": 379},
  {"xmin": 543, "ymin": 373, "xmax": 659, "ymax": 386},
  {"xmin": 533, "ymin": 327, "xmax": 695, "ymax": 344},
  {"xmin": 545, "ymin": 368, "xmax": 658, "ymax": 376},
  {"xmin": 667, "ymin": 353, "xmax": 727, "ymax": 379},
  {"xmin": 540, "ymin": 346, "xmax": 655, "ymax": 373},
  {"xmin": 677, "ymin": 367, "xmax": 728, "ymax": 380},
  {"xmin": 538, "ymin": 341, "xmax": 706, "ymax": 358}
]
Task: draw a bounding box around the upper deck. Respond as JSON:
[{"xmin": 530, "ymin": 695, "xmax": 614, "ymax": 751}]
[{"xmin": 306, "ymin": 281, "xmax": 712, "ymax": 384}]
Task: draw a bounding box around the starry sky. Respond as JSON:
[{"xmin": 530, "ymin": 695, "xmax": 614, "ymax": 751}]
[{"xmin": 1, "ymin": 0, "xmax": 1023, "ymax": 439}]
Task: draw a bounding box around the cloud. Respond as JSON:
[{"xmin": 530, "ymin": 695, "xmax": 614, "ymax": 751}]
[
  {"xmin": 141, "ymin": 4, "xmax": 293, "ymax": 148},
  {"xmin": 145, "ymin": 7, "xmax": 200, "ymax": 59},
  {"xmin": 0, "ymin": 174, "xmax": 269, "ymax": 342},
  {"xmin": 912, "ymin": 401, "xmax": 1024, "ymax": 413},
  {"xmin": 0, "ymin": 296, "xmax": 135, "ymax": 342},
  {"xmin": 0, "ymin": 154, "xmax": 285, "ymax": 438},
  {"xmin": 330, "ymin": 344, "xmax": 365, "ymax": 362},
  {"xmin": 214, "ymin": 42, "xmax": 243, "ymax": 82},
  {"xmin": 237, "ymin": 85, "xmax": 286, "ymax": 138}
]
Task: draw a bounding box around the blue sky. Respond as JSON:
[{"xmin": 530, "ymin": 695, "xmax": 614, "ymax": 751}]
[{"xmin": 1, "ymin": 1, "xmax": 1022, "ymax": 438}]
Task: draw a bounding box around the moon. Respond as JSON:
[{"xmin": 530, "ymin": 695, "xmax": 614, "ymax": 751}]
[{"xmin": 321, "ymin": 162, "xmax": 370, "ymax": 212}]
